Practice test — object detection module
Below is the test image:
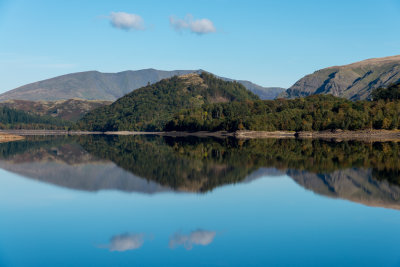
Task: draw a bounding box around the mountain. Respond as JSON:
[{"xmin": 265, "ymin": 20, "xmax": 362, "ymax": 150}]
[
  {"xmin": 281, "ymin": 55, "xmax": 400, "ymax": 100},
  {"xmin": 0, "ymin": 69, "xmax": 283, "ymax": 101},
  {"xmin": 78, "ymin": 72, "xmax": 260, "ymax": 131},
  {"xmin": 0, "ymin": 99, "xmax": 111, "ymax": 121}
]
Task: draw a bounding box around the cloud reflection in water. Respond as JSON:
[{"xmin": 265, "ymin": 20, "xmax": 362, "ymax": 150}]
[
  {"xmin": 169, "ymin": 229, "xmax": 216, "ymax": 250},
  {"xmin": 100, "ymin": 233, "xmax": 144, "ymax": 252}
]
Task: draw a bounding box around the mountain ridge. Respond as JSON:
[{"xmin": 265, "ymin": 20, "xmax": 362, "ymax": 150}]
[{"xmin": 0, "ymin": 69, "xmax": 284, "ymax": 101}]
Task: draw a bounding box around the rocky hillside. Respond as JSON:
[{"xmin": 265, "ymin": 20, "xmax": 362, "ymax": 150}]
[
  {"xmin": 0, "ymin": 69, "xmax": 283, "ymax": 101},
  {"xmin": 0, "ymin": 99, "xmax": 111, "ymax": 121},
  {"xmin": 281, "ymin": 55, "xmax": 400, "ymax": 100},
  {"xmin": 78, "ymin": 72, "xmax": 259, "ymax": 131}
]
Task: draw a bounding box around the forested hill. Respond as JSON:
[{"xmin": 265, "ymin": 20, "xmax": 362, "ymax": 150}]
[
  {"xmin": 0, "ymin": 106, "xmax": 72, "ymax": 129},
  {"xmin": 0, "ymin": 99, "xmax": 111, "ymax": 122},
  {"xmin": 77, "ymin": 72, "xmax": 259, "ymax": 131}
]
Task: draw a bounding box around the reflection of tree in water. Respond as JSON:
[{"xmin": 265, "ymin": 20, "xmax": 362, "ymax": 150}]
[
  {"xmin": 0, "ymin": 135, "xmax": 71, "ymax": 159},
  {"xmin": 79, "ymin": 136, "xmax": 400, "ymax": 189},
  {"xmin": 1, "ymin": 135, "xmax": 400, "ymax": 205},
  {"xmin": 79, "ymin": 135, "xmax": 400, "ymax": 208},
  {"xmin": 79, "ymin": 135, "xmax": 260, "ymax": 192}
]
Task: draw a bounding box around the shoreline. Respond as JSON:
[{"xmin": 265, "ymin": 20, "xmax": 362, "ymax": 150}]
[
  {"xmin": 2, "ymin": 129, "xmax": 400, "ymax": 141},
  {"xmin": 236, "ymin": 129, "xmax": 400, "ymax": 141},
  {"xmin": 295, "ymin": 129, "xmax": 400, "ymax": 141}
]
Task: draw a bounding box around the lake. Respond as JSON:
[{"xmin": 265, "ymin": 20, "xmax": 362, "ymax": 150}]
[{"xmin": 0, "ymin": 135, "xmax": 400, "ymax": 267}]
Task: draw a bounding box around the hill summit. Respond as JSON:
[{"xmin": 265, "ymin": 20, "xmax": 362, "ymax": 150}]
[{"xmin": 78, "ymin": 72, "xmax": 259, "ymax": 131}]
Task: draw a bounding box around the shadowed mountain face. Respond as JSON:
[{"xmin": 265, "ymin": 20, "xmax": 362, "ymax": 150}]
[
  {"xmin": 0, "ymin": 69, "xmax": 284, "ymax": 101},
  {"xmin": 1, "ymin": 136, "xmax": 400, "ymax": 209},
  {"xmin": 281, "ymin": 55, "xmax": 400, "ymax": 100}
]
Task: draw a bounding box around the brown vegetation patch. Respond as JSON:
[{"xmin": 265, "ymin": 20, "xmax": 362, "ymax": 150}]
[{"xmin": 0, "ymin": 133, "xmax": 24, "ymax": 143}]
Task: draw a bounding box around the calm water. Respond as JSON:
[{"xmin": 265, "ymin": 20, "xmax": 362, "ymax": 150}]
[{"xmin": 1, "ymin": 135, "xmax": 400, "ymax": 267}]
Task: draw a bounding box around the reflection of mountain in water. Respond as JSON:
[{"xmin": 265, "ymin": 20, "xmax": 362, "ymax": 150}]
[
  {"xmin": 289, "ymin": 169, "xmax": 400, "ymax": 209},
  {"xmin": 0, "ymin": 137, "xmax": 170, "ymax": 193},
  {"xmin": 0, "ymin": 136, "xmax": 276, "ymax": 193},
  {"xmin": 1, "ymin": 136, "xmax": 400, "ymax": 209}
]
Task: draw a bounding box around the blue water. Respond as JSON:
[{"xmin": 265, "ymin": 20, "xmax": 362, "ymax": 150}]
[{"xmin": 1, "ymin": 167, "xmax": 400, "ymax": 267}]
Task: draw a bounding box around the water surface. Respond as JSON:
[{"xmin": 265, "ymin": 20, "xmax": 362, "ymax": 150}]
[{"xmin": 1, "ymin": 136, "xmax": 400, "ymax": 266}]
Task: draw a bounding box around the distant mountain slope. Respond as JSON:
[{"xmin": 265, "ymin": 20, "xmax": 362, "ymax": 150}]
[
  {"xmin": 0, "ymin": 99, "xmax": 111, "ymax": 121},
  {"xmin": 219, "ymin": 78, "xmax": 284, "ymax": 99},
  {"xmin": 236, "ymin": 82, "xmax": 284, "ymax": 100},
  {"xmin": 0, "ymin": 69, "xmax": 283, "ymax": 101},
  {"xmin": 281, "ymin": 55, "xmax": 400, "ymax": 100},
  {"xmin": 78, "ymin": 72, "xmax": 259, "ymax": 131}
]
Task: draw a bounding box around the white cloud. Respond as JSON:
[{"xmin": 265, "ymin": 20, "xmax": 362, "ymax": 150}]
[
  {"xmin": 110, "ymin": 12, "xmax": 144, "ymax": 31},
  {"xmin": 101, "ymin": 233, "xmax": 144, "ymax": 252},
  {"xmin": 169, "ymin": 14, "xmax": 216, "ymax": 35},
  {"xmin": 169, "ymin": 229, "xmax": 216, "ymax": 250}
]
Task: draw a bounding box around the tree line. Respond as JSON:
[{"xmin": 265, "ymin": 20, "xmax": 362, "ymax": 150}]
[
  {"xmin": 1, "ymin": 80, "xmax": 399, "ymax": 132},
  {"xmin": 165, "ymin": 85, "xmax": 400, "ymax": 132},
  {"xmin": 0, "ymin": 106, "xmax": 73, "ymax": 130}
]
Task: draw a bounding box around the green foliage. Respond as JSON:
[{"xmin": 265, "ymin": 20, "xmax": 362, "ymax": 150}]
[
  {"xmin": 79, "ymin": 135, "xmax": 256, "ymax": 192},
  {"xmin": 79, "ymin": 135, "xmax": 400, "ymax": 190},
  {"xmin": 77, "ymin": 72, "xmax": 259, "ymax": 131},
  {"xmin": 0, "ymin": 135, "xmax": 76, "ymax": 158},
  {"xmin": 371, "ymin": 82, "xmax": 400, "ymax": 101},
  {"xmin": 165, "ymin": 94, "xmax": 400, "ymax": 132},
  {"xmin": 2, "ymin": 135, "xmax": 400, "ymax": 191},
  {"xmin": 0, "ymin": 106, "xmax": 74, "ymax": 130},
  {"xmin": 76, "ymin": 79, "xmax": 400, "ymax": 133}
]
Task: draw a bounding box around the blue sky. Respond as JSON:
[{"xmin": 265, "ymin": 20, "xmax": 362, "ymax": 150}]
[{"xmin": 0, "ymin": 0, "xmax": 399, "ymax": 93}]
